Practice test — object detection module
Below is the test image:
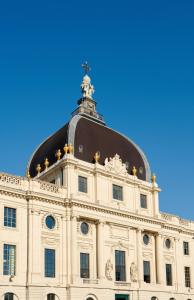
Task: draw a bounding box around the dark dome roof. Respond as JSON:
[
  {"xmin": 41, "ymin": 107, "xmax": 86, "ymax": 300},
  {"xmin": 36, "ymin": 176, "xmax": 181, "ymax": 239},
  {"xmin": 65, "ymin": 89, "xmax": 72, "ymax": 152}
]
[{"xmin": 28, "ymin": 114, "xmax": 151, "ymax": 181}]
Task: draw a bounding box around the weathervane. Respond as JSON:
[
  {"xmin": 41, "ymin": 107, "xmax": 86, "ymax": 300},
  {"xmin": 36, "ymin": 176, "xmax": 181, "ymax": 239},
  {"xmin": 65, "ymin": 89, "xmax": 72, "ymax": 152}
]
[
  {"xmin": 81, "ymin": 61, "xmax": 91, "ymax": 75},
  {"xmin": 81, "ymin": 61, "xmax": 94, "ymax": 99}
]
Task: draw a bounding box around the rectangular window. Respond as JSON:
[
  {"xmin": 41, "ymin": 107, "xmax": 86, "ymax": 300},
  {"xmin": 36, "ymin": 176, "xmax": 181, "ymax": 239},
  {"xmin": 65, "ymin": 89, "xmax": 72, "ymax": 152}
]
[
  {"xmin": 4, "ymin": 207, "xmax": 16, "ymax": 228},
  {"xmin": 113, "ymin": 184, "xmax": 123, "ymax": 201},
  {"xmin": 140, "ymin": 194, "xmax": 147, "ymax": 208},
  {"xmin": 185, "ymin": 266, "xmax": 191, "ymax": 287},
  {"xmin": 166, "ymin": 264, "xmax": 172, "ymax": 286},
  {"xmin": 143, "ymin": 260, "xmax": 151, "ymax": 283},
  {"xmin": 3, "ymin": 244, "xmax": 16, "ymax": 275},
  {"xmin": 80, "ymin": 253, "xmax": 89, "ymax": 278},
  {"xmin": 45, "ymin": 249, "xmax": 55, "ymax": 278},
  {"xmin": 115, "ymin": 250, "xmax": 126, "ymax": 281},
  {"xmin": 183, "ymin": 241, "xmax": 189, "ymax": 255},
  {"xmin": 78, "ymin": 176, "xmax": 87, "ymax": 193}
]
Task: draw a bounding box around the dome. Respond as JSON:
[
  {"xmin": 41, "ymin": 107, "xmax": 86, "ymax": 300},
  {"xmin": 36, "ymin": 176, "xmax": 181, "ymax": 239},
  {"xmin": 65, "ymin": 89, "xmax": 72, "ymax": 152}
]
[{"xmin": 27, "ymin": 113, "xmax": 151, "ymax": 181}]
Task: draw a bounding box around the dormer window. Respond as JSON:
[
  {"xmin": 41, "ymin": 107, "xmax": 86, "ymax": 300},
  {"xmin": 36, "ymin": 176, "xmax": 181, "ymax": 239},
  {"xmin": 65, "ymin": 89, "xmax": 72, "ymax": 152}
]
[{"xmin": 113, "ymin": 184, "xmax": 123, "ymax": 201}]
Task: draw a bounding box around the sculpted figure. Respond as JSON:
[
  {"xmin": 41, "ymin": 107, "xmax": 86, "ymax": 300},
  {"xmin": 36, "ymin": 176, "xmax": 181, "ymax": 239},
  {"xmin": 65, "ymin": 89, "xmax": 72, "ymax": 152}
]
[
  {"xmin": 105, "ymin": 259, "xmax": 113, "ymax": 280},
  {"xmin": 130, "ymin": 262, "xmax": 138, "ymax": 282}
]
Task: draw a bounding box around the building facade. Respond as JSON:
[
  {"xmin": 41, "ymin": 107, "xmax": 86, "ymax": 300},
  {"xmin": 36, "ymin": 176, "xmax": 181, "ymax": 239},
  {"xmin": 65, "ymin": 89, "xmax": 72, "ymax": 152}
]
[{"xmin": 0, "ymin": 68, "xmax": 194, "ymax": 300}]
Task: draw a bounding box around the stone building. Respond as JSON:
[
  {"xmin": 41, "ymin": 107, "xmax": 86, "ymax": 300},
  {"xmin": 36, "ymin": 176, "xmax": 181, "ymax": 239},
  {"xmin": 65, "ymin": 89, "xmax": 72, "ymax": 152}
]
[{"xmin": 0, "ymin": 66, "xmax": 194, "ymax": 300}]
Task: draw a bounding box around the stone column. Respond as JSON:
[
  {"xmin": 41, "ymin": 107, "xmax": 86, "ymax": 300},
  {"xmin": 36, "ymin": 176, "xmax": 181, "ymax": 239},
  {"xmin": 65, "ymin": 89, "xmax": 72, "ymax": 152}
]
[
  {"xmin": 71, "ymin": 215, "xmax": 78, "ymax": 283},
  {"xmin": 174, "ymin": 237, "xmax": 182, "ymax": 291},
  {"xmin": 66, "ymin": 208, "xmax": 71, "ymax": 285},
  {"xmin": 155, "ymin": 233, "xmax": 163, "ymax": 284},
  {"xmin": 97, "ymin": 220, "xmax": 104, "ymax": 280},
  {"xmin": 136, "ymin": 228, "xmax": 143, "ymax": 287}
]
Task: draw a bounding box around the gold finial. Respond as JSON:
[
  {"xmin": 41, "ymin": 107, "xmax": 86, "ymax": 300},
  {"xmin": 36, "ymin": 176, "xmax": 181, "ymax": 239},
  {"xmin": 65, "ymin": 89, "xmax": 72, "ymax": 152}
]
[
  {"xmin": 132, "ymin": 166, "xmax": 137, "ymax": 176},
  {"xmin": 36, "ymin": 164, "xmax": 41, "ymax": 175},
  {"xmin": 56, "ymin": 149, "xmax": 62, "ymax": 161},
  {"xmin": 44, "ymin": 158, "xmax": 49, "ymax": 170},
  {"xmin": 68, "ymin": 143, "xmax": 74, "ymax": 154},
  {"xmin": 63, "ymin": 143, "xmax": 69, "ymax": 155},
  {"xmin": 151, "ymin": 173, "xmax": 156, "ymax": 183},
  {"xmin": 27, "ymin": 171, "xmax": 31, "ymax": 179},
  {"xmin": 94, "ymin": 151, "xmax": 100, "ymax": 163}
]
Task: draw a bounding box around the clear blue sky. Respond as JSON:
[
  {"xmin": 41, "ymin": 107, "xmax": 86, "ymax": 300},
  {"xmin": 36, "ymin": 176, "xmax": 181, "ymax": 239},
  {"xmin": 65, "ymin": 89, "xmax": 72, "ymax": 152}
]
[{"xmin": 0, "ymin": 0, "xmax": 193, "ymax": 219}]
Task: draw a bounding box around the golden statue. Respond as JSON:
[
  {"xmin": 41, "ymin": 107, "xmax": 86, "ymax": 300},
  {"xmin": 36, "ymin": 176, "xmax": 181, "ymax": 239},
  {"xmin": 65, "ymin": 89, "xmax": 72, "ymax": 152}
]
[
  {"xmin": 27, "ymin": 171, "xmax": 31, "ymax": 179},
  {"xmin": 132, "ymin": 166, "xmax": 137, "ymax": 176},
  {"xmin": 36, "ymin": 164, "xmax": 41, "ymax": 174},
  {"xmin": 151, "ymin": 173, "xmax": 156, "ymax": 183},
  {"xmin": 56, "ymin": 149, "xmax": 62, "ymax": 161},
  {"xmin": 94, "ymin": 151, "xmax": 100, "ymax": 163},
  {"xmin": 44, "ymin": 158, "xmax": 49, "ymax": 170},
  {"xmin": 68, "ymin": 144, "xmax": 73, "ymax": 154},
  {"xmin": 63, "ymin": 143, "xmax": 69, "ymax": 154}
]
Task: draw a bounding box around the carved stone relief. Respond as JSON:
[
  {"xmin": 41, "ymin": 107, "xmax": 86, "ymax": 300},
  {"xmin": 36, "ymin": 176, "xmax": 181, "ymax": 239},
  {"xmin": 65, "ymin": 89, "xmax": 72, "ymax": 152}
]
[{"xmin": 105, "ymin": 259, "xmax": 113, "ymax": 280}]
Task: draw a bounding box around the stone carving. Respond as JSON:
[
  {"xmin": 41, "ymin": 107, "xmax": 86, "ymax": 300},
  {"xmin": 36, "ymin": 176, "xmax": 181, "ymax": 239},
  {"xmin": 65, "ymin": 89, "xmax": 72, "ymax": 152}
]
[
  {"xmin": 104, "ymin": 154, "xmax": 128, "ymax": 176},
  {"xmin": 0, "ymin": 173, "xmax": 21, "ymax": 185},
  {"xmin": 130, "ymin": 262, "xmax": 138, "ymax": 282},
  {"xmin": 40, "ymin": 182, "xmax": 59, "ymax": 193},
  {"xmin": 105, "ymin": 259, "xmax": 113, "ymax": 280},
  {"xmin": 81, "ymin": 74, "xmax": 94, "ymax": 99}
]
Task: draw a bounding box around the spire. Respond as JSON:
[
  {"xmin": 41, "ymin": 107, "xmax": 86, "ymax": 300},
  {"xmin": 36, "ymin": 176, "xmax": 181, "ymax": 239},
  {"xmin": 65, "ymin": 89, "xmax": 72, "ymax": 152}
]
[
  {"xmin": 81, "ymin": 62, "xmax": 95, "ymax": 99},
  {"xmin": 71, "ymin": 62, "xmax": 105, "ymax": 125}
]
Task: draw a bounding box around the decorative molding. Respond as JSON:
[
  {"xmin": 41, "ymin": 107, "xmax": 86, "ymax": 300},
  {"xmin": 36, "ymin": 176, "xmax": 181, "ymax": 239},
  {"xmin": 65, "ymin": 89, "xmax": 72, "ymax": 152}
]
[{"xmin": 104, "ymin": 154, "xmax": 128, "ymax": 176}]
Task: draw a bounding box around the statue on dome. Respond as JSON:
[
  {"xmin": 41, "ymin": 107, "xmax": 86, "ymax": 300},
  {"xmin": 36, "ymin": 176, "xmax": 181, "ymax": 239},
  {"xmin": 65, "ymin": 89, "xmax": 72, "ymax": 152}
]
[{"xmin": 81, "ymin": 62, "xmax": 95, "ymax": 99}]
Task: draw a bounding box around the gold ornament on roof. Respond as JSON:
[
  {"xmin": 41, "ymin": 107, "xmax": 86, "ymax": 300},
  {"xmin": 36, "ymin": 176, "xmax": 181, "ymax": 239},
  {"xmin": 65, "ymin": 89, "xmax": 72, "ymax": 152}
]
[
  {"xmin": 63, "ymin": 144, "xmax": 69, "ymax": 154},
  {"xmin": 56, "ymin": 149, "xmax": 62, "ymax": 161},
  {"xmin": 151, "ymin": 173, "xmax": 156, "ymax": 183},
  {"xmin": 36, "ymin": 164, "xmax": 41, "ymax": 175},
  {"xmin": 44, "ymin": 158, "xmax": 49, "ymax": 170},
  {"xmin": 94, "ymin": 151, "xmax": 100, "ymax": 163},
  {"xmin": 68, "ymin": 144, "xmax": 73, "ymax": 154},
  {"xmin": 27, "ymin": 171, "xmax": 31, "ymax": 179},
  {"xmin": 132, "ymin": 166, "xmax": 137, "ymax": 176}
]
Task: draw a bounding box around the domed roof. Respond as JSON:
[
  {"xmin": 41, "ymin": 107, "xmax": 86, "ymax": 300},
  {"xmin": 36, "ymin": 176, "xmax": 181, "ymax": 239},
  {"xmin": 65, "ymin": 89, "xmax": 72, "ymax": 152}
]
[
  {"xmin": 27, "ymin": 112, "xmax": 151, "ymax": 181},
  {"xmin": 27, "ymin": 66, "xmax": 151, "ymax": 181}
]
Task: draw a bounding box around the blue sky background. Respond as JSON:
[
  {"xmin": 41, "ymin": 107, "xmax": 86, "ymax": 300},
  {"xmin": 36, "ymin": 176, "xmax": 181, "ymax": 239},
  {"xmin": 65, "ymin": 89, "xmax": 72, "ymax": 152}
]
[{"xmin": 0, "ymin": 0, "xmax": 193, "ymax": 219}]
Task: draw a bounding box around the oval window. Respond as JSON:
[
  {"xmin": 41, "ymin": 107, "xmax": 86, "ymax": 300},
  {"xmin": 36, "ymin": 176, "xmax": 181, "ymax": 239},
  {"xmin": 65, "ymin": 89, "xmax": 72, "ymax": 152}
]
[
  {"xmin": 143, "ymin": 234, "xmax": 150, "ymax": 245},
  {"xmin": 81, "ymin": 222, "xmax": 89, "ymax": 235},
  {"xmin": 165, "ymin": 238, "xmax": 171, "ymax": 249},
  {"xmin": 45, "ymin": 215, "xmax": 56, "ymax": 230}
]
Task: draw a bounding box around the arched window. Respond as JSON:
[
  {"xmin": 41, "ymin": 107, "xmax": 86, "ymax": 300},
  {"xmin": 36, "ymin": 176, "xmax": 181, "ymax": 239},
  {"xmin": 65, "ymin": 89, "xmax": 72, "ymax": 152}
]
[
  {"xmin": 169, "ymin": 298, "xmax": 175, "ymax": 300},
  {"xmin": 4, "ymin": 293, "xmax": 14, "ymax": 300},
  {"xmin": 47, "ymin": 294, "xmax": 55, "ymax": 300},
  {"xmin": 86, "ymin": 298, "xmax": 94, "ymax": 300},
  {"xmin": 151, "ymin": 297, "xmax": 158, "ymax": 300}
]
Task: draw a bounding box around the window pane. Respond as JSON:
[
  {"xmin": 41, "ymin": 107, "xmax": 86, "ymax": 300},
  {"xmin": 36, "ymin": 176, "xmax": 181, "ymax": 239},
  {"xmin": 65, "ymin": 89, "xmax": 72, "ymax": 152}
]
[
  {"xmin": 4, "ymin": 207, "xmax": 16, "ymax": 228},
  {"xmin": 80, "ymin": 253, "xmax": 89, "ymax": 278},
  {"xmin": 143, "ymin": 260, "xmax": 151, "ymax": 283},
  {"xmin": 45, "ymin": 249, "xmax": 55, "ymax": 278},
  {"xmin": 78, "ymin": 176, "xmax": 87, "ymax": 193},
  {"xmin": 113, "ymin": 185, "xmax": 123, "ymax": 201},
  {"xmin": 115, "ymin": 250, "xmax": 126, "ymax": 281},
  {"xmin": 47, "ymin": 294, "xmax": 55, "ymax": 300},
  {"xmin": 166, "ymin": 264, "xmax": 172, "ymax": 286},
  {"xmin": 185, "ymin": 266, "xmax": 191, "ymax": 287},
  {"xmin": 140, "ymin": 194, "xmax": 147, "ymax": 208},
  {"xmin": 3, "ymin": 244, "xmax": 16, "ymax": 276},
  {"xmin": 183, "ymin": 241, "xmax": 189, "ymax": 255},
  {"xmin": 4, "ymin": 293, "xmax": 14, "ymax": 300}
]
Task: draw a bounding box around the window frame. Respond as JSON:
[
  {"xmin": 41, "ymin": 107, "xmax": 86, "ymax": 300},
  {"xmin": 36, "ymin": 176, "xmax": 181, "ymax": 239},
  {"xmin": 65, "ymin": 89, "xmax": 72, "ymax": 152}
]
[
  {"xmin": 4, "ymin": 207, "xmax": 16, "ymax": 228},
  {"xmin": 4, "ymin": 293, "xmax": 14, "ymax": 300},
  {"xmin": 183, "ymin": 241, "xmax": 189, "ymax": 255},
  {"xmin": 80, "ymin": 252, "xmax": 90, "ymax": 278},
  {"xmin": 3, "ymin": 244, "xmax": 16, "ymax": 276},
  {"xmin": 44, "ymin": 248, "xmax": 56, "ymax": 278},
  {"xmin": 140, "ymin": 194, "xmax": 147, "ymax": 209},
  {"xmin": 184, "ymin": 266, "xmax": 191, "ymax": 288},
  {"xmin": 115, "ymin": 250, "xmax": 126, "ymax": 282},
  {"xmin": 78, "ymin": 175, "xmax": 88, "ymax": 193},
  {"xmin": 113, "ymin": 184, "xmax": 123, "ymax": 201},
  {"xmin": 166, "ymin": 263, "xmax": 173, "ymax": 286},
  {"xmin": 143, "ymin": 260, "xmax": 151, "ymax": 283}
]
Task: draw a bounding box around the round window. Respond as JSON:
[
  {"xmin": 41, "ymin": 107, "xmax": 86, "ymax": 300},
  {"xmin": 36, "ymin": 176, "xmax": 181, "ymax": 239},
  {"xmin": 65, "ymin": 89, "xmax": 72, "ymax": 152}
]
[
  {"xmin": 45, "ymin": 215, "xmax": 56, "ymax": 229},
  {"xmin": 143, "ymin": 234, "xmax": 150, "ymax": 245},
  {"xmin": 81, "ymin": 222, "xmax": 89, "ymax": 235},
  {"xmin": 165, "ymin": 238, "xmax": 171, "ymax": 249}
]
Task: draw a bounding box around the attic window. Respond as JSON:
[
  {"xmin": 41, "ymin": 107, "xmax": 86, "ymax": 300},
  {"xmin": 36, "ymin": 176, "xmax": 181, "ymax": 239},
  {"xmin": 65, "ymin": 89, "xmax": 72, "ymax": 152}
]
[{"xmin": 79, "ymin": 145, "xmax": 83, "ymax": 153}]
